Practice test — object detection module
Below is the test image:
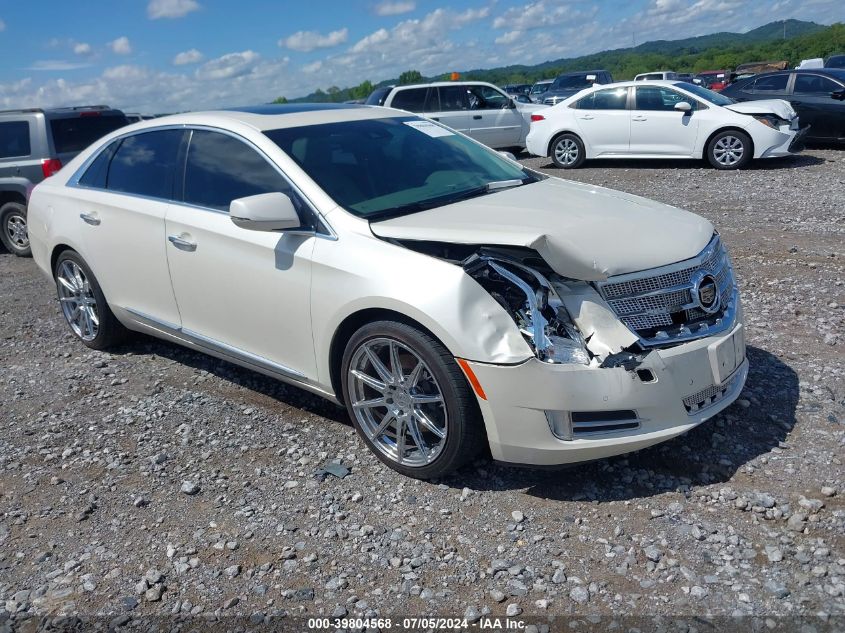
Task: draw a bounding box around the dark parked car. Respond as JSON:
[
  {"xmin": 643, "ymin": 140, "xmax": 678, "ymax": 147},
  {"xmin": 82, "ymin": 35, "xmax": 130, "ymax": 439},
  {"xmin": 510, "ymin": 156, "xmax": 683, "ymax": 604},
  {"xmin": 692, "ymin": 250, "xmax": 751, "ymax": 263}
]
[
  {"xmin": 503, "ymin": 84, "xmax": 531, "ymax": 97},
  {"xmin": 542, "ymin": 70, "xmax": 613, "ymax": 105},
  {"xmin": 825, "ymin": 54, "xmax": 845, "ymax": 69},
  {"xmin": 721, "ymin": 69, "xmax": 845, "ymax": 143},
  {"xmin": 0, "ymin": 105, "xmax": 129, "ymax": 256}
]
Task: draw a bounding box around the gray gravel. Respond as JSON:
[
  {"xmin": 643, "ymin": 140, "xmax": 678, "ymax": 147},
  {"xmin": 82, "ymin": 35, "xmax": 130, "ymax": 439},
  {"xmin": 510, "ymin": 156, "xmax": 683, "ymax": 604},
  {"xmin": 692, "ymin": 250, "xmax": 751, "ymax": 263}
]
[{"xmin": 1, "ymin": 148, "xmax": 843, "ymax": 623}]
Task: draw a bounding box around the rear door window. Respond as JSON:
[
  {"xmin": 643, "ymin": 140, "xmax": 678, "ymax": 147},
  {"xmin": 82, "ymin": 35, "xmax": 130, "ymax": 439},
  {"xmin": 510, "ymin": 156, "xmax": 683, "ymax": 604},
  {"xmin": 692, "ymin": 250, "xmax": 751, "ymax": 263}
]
[
  {"xmin": 793, "ymin": 74, "xmax": 841, "ymax": 94},
  {"xmin": 78, "ymin": 141, "xmax": 118, "ymax": 189},
  {"xmin": 751, "ymin": 74, "xmax": 788, "ymax": 93},
  {"xmin": 49, "ymin": 115, "xmax": 129, "ymax": 154},
  {"xmin": 0, "ymin": 121, "xmax": 31, "ymax": 159},
  {"xmin": 578, "ymin": 88, "xmax": 628, "ymax": 110},
  {"xmin": 106, "ymin": 130, "xmax": 184, "ymax": 200},
  {"xmin": 436, "ymin": 86, "xmax": 470, "ymax": 111},
  {"xmin": 183, "ymin": 130, "xmax": 297, "ymax": 213},
  {"xmin": 389, "ymin": 88, "xmax": 430, "ymax": 112}
]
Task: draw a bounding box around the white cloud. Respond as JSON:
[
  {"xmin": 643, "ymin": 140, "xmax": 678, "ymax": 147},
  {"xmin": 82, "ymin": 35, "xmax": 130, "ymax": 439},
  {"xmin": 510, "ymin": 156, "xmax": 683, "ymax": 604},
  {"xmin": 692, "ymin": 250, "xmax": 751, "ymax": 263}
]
[
  {"xmin": 73, "ymin": 42, "xmax": 92, "ymax": 56},
  {"xmin": 147, "ymin": 0, "xmax": 200, "ymax": 19},
  {"xmin": 280, "ymin": 28, "xmax": 349, "ymax": 52},
  {"xmin": 350, "ymin": 28, "xmax": 389, "ymax": 53},
  {"xmin": 109, "ymin": 36, "xmax": 132, "ymax": 55},
  {"xmin": 301, "ymin": 60, "xmax": 323, "ymax": 74},
  {"xmin": 374, "ymin": 1, "xmax": 415, "ymax": 16},
  {"xmin": 26, "ymin": 60, "xmax": 92, "ymax": 71},
  {"xmin": 0, "ymin": 19, "xmax": 6, "ymax": 32},
  {"xmin": 173, "ymin": 48, "xmax": 204, "ymax": 65},
  {"xmin": 195, "ymin": 50, "xmax": 260, "ymax": 81}
]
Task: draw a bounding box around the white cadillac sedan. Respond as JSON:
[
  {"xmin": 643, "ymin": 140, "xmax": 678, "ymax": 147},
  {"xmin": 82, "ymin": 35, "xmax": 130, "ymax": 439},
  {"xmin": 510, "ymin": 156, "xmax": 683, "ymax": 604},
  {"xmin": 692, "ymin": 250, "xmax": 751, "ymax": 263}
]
[
  {"xmin": 28, "ymin": 104, "xmax": 747, "ymax": 479},
  {"xmin": 526, "ymin": 80, "xmax": 807, "ymax": 169}
]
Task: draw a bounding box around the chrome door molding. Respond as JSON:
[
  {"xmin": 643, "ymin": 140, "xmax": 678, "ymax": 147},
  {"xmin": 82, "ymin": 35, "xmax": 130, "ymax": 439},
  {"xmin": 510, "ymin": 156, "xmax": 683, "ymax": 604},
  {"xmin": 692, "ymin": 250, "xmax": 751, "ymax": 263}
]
[{"xmin": 124, "ymin": 307, "xmax": 337, "ymax": 402}]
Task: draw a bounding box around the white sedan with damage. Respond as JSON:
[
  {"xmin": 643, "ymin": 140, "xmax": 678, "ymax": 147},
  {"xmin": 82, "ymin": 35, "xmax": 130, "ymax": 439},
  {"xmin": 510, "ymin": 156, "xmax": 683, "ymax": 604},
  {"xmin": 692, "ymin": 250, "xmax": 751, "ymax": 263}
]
[
  {"xmin": 28, "ymin": 104, "xmax": 747, "ymax": 478},
  {"xmin": 526, "ymin": 80, "xmax": 807, "ymax": 169}
]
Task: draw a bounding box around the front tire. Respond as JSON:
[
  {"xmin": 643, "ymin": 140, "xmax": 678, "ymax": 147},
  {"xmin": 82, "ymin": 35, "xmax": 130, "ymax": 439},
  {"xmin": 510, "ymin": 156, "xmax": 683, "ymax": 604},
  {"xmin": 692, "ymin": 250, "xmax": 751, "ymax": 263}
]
[
  {"xmin": 550, "ymin": 133, "xmax": 586, "ymax": 169},
  {"xmin": 706, "ymin": 130, "xmax": 752, "ymax": 170},
  {"xmin": 341, "ymin": 320, "xmax": 484, "ymax": 479},
  {"xmin": 53, "ymin": 250, "xmax": 127, "ymax": 350},
  {"xmin": 0, "ymin": 201, "xmax": 31, "ymax": 257}
]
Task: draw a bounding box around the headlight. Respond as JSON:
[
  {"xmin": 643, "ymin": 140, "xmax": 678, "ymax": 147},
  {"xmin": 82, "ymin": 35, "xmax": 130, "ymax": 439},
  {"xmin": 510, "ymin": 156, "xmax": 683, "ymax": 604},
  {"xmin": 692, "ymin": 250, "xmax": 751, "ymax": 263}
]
[
  {"xmin": 753, "ymin": 114, "xmax": 789, "ymax": 129},
  {"xmin": 466, "ymin": 254, "xmax": 591, "ymax": 365}
]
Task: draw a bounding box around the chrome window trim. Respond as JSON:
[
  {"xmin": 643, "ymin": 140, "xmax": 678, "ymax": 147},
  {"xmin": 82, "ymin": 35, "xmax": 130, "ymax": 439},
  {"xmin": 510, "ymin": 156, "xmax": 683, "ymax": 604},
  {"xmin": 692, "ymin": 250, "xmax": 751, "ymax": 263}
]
[{"xmin": 66, "ymin": 123, "xmax": 337, "ymax": 241}]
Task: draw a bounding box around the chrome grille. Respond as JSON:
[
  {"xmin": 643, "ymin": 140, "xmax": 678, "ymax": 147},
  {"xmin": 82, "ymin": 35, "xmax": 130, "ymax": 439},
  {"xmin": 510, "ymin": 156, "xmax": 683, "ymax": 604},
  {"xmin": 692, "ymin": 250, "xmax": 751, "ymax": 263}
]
[{"xmin": 596, "ymin": 236, "xmax": 738, "ymax": 346}]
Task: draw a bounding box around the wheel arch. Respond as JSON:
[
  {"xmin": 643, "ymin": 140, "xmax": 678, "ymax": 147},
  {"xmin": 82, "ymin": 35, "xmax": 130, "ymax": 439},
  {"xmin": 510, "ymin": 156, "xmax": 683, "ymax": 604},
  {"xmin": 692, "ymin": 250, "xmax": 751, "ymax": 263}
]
[
  {"xmin": 0, "ymin": 190, "xmax": 27, "ymax": 208},
  {"xmin": 50, "ymin": 243, "xmax": 79, "ymax": 274},
  {"xmin": 328, "ymin": 307, "xmax": 451, "ymax": 405},
  {"xmin": 547, "ymin": 129, "xmax": 585, "ymax": 157},
  {"xmin": 701, "ymin": 126, "xmax": 755, "ymax": 160}
]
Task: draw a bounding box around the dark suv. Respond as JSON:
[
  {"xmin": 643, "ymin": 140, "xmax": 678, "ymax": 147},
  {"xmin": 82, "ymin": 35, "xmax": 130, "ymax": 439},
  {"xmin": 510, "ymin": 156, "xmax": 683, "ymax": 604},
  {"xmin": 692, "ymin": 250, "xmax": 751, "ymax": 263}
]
[
  {"xmin": 0, "ymin": 105, "xmax": 129, "ymax": 256},
  {"xmin": 542, "ymin": 70, "xmax": 614, "ymax": 105}
]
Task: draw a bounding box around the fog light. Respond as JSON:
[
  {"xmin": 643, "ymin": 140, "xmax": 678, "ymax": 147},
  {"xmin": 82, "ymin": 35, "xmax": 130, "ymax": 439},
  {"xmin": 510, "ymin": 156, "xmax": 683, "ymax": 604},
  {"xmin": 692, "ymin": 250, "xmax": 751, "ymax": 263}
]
[{"xmin": 545, "ymin": 410, "xmax": 572, "ymax": 441}]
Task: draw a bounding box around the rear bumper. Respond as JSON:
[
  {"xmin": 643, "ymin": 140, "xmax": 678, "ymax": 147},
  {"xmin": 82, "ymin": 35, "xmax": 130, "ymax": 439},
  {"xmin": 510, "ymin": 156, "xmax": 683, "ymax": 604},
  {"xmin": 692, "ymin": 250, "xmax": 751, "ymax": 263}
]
[{"xmin": 468, "ymin": 318, "xmax": 747, "ymax": 466}]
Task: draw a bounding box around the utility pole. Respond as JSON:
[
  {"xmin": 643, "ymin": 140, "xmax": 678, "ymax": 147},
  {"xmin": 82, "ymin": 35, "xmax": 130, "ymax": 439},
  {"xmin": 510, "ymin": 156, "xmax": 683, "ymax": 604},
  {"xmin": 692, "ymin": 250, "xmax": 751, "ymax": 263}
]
[{"xmin": 783, "ymin": 20, "xmax": 786, "ymax": 39}]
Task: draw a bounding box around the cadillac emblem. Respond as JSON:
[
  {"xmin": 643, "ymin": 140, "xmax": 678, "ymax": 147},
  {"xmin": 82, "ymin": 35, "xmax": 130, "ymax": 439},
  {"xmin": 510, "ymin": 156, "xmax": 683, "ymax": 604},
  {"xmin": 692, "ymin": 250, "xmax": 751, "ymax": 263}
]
[{"xmin": 693, "ymin": 271, "xmax": 720, "ymax": 314}]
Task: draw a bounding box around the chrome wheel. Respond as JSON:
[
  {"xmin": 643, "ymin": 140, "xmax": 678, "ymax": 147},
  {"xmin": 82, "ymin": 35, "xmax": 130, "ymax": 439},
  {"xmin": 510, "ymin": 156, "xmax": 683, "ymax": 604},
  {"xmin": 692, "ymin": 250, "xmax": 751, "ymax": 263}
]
[
  {"xmin": 553, "ymin": 138, "xmax": 579, "ymax": 166},
  {"xmin": 5, "ymin": 212, "xmax": 28, "ymax": 249},
  {"xmin": 56, "ymin": 260, "xmax": 99, "ymax": 341},
  {"xmin": 712, "ymin": 135, "xmax": 744, "ymax": 166},
  {"xmin": 347, "ymin": 337, "xmax": 447, "ymax": 467}
]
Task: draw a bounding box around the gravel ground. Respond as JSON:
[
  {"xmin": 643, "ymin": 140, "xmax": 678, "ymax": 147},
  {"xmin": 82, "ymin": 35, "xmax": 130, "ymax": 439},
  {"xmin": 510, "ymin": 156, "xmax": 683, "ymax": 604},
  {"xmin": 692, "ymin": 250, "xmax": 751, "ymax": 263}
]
[{"xmin": 1, "ymin": 148, "xmax": 843, "ymax": 629}]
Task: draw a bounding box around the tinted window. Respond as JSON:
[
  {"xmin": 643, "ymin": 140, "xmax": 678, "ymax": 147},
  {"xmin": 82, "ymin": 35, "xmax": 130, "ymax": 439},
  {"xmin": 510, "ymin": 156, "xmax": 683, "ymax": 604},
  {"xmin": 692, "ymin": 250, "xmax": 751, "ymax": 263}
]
[
  {"xmin": 365, "ymin": 87, "xmax": 392, "ymax": 106},
  {"xmin": 577, "ymin": 88, "xmax": 628, "ymax": 110},
  {"xmin": 437, "ymin": 86, "xmax": 469, "ymax": 110},
  {"xmin": 106, "ymin": 130, "xmax": 183, "ymax": 199},
  {"xmin": 78, "ymin": 142, "xmax": 118, "ymax": 189},
  {"xmin": 49, "ymin": 115, "xmax": 129, "ymax": 154},
  {"xmin": 752, "ymin": 74, "xmax": 788, "ymax": 92},
  {"xmin": 636, "ymin": 86, "xmax": 696, "ymax": 111},
  {"xmin": 183, "ymin": 130, "xmax": 294, "ymax": 212},
  {"xmin": 0, "ymin": 121, "xmax": 31, "ymax": 158},
  {"xmin": 390, "ymin": 88, "xmax": 429, "ymax": 112},
  {"xmin": 793, "ymin": 74, "xmax": 841, "ymax": 94},
  {"xmin": 553, "ymin": 74, "xmax": 599, "ymax": 90}
]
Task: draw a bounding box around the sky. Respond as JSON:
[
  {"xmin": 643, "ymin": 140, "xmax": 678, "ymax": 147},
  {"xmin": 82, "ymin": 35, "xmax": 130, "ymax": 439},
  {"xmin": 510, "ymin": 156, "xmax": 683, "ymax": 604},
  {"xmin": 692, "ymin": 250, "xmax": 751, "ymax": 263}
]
[{"xmin": 0, "ymin": 0, "xmax": 841, "ymax": 113}]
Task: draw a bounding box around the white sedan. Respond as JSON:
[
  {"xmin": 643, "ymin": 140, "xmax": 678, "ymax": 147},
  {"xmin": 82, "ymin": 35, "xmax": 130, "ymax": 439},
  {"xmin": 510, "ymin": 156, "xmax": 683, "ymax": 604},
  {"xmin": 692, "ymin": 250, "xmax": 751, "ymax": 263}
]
[
  {"xmin": 28, "ymin": 104, "xmax": 746, "ymax": 478},
  {"xmin": 526, "ymin": 80, "xmax": 807, "ymax": 169}
]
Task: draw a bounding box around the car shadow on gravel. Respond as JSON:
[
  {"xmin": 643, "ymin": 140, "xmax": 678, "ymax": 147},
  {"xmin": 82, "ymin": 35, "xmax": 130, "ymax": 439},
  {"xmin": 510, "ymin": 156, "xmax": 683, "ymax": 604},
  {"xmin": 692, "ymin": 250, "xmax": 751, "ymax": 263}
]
[
  {"xmin": 447, "ymin": 345, "xmax": 799, "ymax": 502},
  {"xmin": 534, "ymin": 154, "xmax": 825, "ymax": 171},
  {"xmin": 110, "ymin": 335, "xmax": 350, "ymax": 424}
]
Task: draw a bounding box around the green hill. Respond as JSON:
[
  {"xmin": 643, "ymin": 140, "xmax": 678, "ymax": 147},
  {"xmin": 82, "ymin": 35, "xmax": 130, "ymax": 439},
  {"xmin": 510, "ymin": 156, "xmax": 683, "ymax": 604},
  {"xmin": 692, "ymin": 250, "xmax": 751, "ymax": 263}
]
[{"xmin": 282, "ymin": 20, "xmax": 843, "ymax": 103}]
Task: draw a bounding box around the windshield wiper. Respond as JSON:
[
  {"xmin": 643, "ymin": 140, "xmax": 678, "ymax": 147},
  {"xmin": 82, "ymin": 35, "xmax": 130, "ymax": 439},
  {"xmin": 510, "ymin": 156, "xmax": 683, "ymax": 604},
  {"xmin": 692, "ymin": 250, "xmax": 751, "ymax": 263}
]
[{"xmin": 486, "ymin": 179, "xmax": 525, "ymax": 191}]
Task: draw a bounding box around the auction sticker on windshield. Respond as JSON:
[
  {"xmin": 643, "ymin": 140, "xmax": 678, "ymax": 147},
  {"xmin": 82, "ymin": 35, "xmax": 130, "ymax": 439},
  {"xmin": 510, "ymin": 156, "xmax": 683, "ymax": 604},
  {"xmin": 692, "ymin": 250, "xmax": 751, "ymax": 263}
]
[{"xmin": 404, "ymin": 120, "xmax": 454, "ymax": 137}]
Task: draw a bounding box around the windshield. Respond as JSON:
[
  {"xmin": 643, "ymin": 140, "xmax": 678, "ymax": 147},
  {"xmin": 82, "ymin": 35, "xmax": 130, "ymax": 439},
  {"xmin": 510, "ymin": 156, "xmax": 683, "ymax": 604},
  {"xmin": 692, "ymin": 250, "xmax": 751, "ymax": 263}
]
[
  {"xmin": 679, "ymin": 83, "xmax": 735, "ymax": 106},
  {"xmin": 265, "ymin": 116, "xmax": 537, "ymax": 220},
  {"xmin": 530, "ymin": 83, "xmax": 550, "ymax": 94},
  {"xmin": 553, "ymin": 75, "xmax": 596, "ymax": 90}
]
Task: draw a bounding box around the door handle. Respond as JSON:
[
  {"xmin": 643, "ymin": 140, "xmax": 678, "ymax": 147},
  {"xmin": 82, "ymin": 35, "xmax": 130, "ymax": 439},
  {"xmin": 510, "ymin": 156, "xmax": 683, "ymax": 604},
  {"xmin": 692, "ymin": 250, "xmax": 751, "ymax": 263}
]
[
  {"xmin": 473, "ymin": 115, "xmax": 482, "ymax": 120},
  {"xmin": 79, "ymin": 212, "xmax": 100, "ymax": 226},
  {"xmin": 632, "ymin": 116, "xmax": 648, "ymax": 122},
  {"xmin": 578, "ymin": 115, "xmax": 594, "ymax": 120},
  {"xmin": 168, "ymin": 234, "xmax": 197, "ymax": 251}
]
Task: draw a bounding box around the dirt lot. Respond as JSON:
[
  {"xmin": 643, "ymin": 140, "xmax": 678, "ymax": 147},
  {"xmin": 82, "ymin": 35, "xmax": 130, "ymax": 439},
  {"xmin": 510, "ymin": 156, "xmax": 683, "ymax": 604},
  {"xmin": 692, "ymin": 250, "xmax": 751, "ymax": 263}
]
[{"xmin": 1, "ymin": 149, "xmax": 843, "ymax": 629}]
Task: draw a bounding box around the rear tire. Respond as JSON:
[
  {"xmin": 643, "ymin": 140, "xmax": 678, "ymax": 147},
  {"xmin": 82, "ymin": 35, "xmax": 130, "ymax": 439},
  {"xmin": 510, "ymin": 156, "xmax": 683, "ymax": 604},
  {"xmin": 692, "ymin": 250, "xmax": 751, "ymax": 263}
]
[
  {"xmin": 53, "ymin": 250, "xmax": 127, "ymax": 350},
  {"xmin": 706, "ymin": 130, "xmax": 752, "ymax": 170},
  {"xmin": 550, "ymin": 133, "xmax": 586, "ymax": 169},
  {"xmin": 341, "ymin": 320, "xmax": 485, "ymax": 479},
  {"xmin": 0, "ymin": 201, "xmax": 31, "ymax": 257}
]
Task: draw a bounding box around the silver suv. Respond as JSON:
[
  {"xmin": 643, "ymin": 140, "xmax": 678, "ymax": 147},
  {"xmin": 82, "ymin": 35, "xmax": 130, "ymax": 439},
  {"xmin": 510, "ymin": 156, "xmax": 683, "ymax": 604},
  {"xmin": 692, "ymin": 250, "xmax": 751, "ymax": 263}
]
[{"xmin": 0, "ymin": 105, "xmax": 129, "ymax": 256}]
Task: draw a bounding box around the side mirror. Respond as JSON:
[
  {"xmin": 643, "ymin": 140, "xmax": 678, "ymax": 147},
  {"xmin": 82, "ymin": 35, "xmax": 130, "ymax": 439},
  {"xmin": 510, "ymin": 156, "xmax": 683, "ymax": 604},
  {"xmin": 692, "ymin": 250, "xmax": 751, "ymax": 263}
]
[
  {"xmin": 498, "ymin": 151, "xmax": 517, "ymax": 161},
  {"xmin": 832, "ymin": 89, "xmax": 845, "ymax": 101},
  {"xmin": 230, "ymin": 192, "xmax": 301, "ymax": 232},
  {"xmin": 674, "ymin": 101, "xmax": 692, "ymax": 113}
]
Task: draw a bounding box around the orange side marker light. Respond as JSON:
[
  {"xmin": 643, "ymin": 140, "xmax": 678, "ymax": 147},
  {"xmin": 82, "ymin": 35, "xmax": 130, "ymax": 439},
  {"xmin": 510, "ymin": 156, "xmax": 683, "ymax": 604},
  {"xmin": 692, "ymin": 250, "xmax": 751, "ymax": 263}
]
[{"xmin": 456, "ymin": 358, "xmax": 487, "ymax": 401}]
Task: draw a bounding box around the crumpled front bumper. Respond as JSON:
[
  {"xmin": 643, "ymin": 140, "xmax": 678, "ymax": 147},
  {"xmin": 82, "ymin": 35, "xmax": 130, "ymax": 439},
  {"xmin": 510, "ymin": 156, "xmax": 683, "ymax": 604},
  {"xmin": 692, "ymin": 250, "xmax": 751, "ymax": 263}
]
[
  {"xmin": 466, "ymin": 319, "xmax": 748, "ymax": 466},
  {"xmin": 754, "ymin": 122, "xmax": 808, "ymax": 158}
]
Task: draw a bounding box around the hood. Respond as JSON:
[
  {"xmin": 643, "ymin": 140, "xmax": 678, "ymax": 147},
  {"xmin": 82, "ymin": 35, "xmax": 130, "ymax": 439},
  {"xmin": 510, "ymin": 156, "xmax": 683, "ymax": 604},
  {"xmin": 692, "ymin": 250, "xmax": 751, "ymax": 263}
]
[
  {"xmin": 370, "ymin": 178, "xmax": 714, "ymax": 281},
  {"xmin": 724, "ymin": 98, "xmax": 795, "ymax": 119}
]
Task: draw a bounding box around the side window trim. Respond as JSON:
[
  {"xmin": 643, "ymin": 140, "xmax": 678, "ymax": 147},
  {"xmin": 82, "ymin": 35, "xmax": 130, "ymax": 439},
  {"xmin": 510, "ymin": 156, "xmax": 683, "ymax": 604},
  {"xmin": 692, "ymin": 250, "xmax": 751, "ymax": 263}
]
[{"xmin": 67, "ymin": 124, "xmax": 335, "ymax": 239}]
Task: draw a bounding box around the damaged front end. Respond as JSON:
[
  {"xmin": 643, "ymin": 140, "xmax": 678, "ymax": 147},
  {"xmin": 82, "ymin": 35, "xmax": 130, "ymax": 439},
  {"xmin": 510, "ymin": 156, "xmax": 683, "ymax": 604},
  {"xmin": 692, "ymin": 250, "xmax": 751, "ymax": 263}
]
[{"xmin": 463, "ymin": 248, "xmax": 647, "ymax": 370}]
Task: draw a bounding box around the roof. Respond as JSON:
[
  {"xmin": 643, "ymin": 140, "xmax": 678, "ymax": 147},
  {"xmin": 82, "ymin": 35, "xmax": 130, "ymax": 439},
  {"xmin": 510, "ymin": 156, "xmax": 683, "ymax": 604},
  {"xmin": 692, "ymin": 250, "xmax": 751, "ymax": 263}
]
[{"xmin": 119, "ymin": 102, "xmax": 405, "ymax": 133}]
